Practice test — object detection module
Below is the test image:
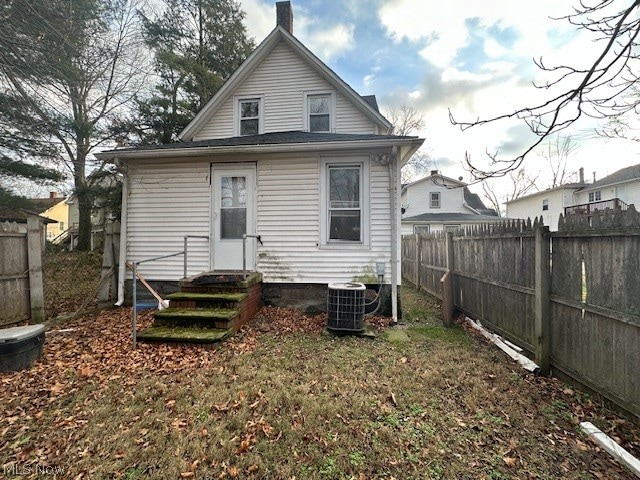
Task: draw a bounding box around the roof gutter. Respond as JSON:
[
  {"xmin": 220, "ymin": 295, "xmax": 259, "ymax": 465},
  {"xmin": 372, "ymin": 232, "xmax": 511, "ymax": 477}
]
[{"xmin": 95, "ymin": 138, "xmax": 424, "ymax": 161}]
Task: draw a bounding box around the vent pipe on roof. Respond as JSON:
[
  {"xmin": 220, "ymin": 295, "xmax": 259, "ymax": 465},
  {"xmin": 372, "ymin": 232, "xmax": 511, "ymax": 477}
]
[
  {"xmin": 593, "ymin": 171, "xmax": 596, "ymax": 183},
  {"xmin": 276, "ymin": 1, "xmax": 293, "ymax": 34},
  {"xmin": 430, "ymin": 170, "xmax": 438, "ymax": 176}
]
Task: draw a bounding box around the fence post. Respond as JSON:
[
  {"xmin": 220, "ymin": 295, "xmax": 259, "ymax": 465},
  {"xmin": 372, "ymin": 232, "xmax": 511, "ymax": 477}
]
[
  {"xmin": 27, "ymin": 216, "xmax": 45, "ymax": 323},
  {"xmin": 441, "ymin": 231, "xmax": 455, "ymax": 327},
  {"xmin": 413, "ymin": 233, "xmax": 420, "ymax": 288},
  {"xmin": 534, "ymin": 225, "xmax": 551, "ymax": 374}
]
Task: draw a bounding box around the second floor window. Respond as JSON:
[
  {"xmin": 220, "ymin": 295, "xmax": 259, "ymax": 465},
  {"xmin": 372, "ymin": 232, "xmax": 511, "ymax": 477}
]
[
  {"xmin": 239, "ymin": 98, "xmax": 261, "ymax": 136},
  {"xmin": 430, "ymin": 192, "xmax": 440, "ymax": 208},
  {"xmin": 542, "ymin": 199, "xmax": 549, "ymax": 211},
  {"xmin": 308, "ymin": 94, "xmax": 331, "ymax": 132}
]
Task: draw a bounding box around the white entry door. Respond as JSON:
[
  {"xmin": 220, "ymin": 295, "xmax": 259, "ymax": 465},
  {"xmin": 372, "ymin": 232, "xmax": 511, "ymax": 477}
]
[{"xmin": 211, "ymin": 164, "xmax": 256, "ymax": 271}]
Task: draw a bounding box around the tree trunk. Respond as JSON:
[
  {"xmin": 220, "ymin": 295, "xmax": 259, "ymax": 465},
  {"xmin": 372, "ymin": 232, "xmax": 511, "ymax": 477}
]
[{"xmin": 74, "ymin": 147, "xmax": 92, "ymax": 251}]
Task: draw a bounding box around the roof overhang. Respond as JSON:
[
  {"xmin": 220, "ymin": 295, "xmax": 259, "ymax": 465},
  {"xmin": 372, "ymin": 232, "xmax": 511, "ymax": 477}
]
[{"xmin": 95, "ymin": 137, "xmax": 424, "ymax": 162}]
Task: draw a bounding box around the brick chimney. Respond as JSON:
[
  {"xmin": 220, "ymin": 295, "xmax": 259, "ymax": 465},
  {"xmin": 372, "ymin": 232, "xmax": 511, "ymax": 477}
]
[
  {"xmin": 430, "ymin": 170, "xmax": 438, "ymax": 176},
  {"xmin": 276, "ymin": 1, "xmax": 293, "ymax": 34},
  {"xmin": 579, "ymin": 167, "xmax": 584, "ymax": 183}
]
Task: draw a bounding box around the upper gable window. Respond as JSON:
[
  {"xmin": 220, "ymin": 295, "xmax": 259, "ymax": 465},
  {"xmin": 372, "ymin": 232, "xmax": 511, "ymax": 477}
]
[
  {"xmin": 430, "ymin": 192, "xmax": 441, "ymax": 209},
  {"xmin": 305, "ymin": 92, "xmax": 334, "ymax": 133},
  {"xmin": 237, "ymin": 97, "xmax": 262, "ymax": 136}
]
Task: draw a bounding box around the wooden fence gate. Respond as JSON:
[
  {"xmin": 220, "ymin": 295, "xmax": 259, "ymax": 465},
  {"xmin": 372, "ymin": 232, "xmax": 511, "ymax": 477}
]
[{"xmin": 0, "ymin": 217, "xmax": 45, "ymax": 326}]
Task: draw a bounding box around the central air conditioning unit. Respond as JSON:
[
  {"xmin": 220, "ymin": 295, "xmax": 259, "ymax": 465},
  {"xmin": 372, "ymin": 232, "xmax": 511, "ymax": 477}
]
[{"xmin": 327, "ymin": 282, "xmax": 366, "ymax": 333}]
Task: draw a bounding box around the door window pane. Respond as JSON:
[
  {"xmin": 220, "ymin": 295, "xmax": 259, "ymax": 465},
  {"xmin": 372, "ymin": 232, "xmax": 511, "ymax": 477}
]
[{"xmin": 220, "ymin": 176, "xmax": 247, "ymax": 239}]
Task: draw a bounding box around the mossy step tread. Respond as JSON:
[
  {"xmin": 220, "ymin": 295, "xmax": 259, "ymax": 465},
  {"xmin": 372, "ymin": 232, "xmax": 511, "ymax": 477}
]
[
  {"xmin": 137, "ymin": 326, "xmax": 231, "ymax": 343},
  {"xmin": 155, "ymin": 307, "xmax": 239, "ymax": 320},
  {"xmin": 166, "ymin": 292, "xmax": 247, "ymax": 302}
]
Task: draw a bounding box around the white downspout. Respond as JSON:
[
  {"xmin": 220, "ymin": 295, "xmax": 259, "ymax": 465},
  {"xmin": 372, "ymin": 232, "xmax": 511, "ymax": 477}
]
[
  {"xmin": 389, "ymin": 147, "xmax": 399, "ymax": 323},
  {"xmin": 116, "ymin": 163, "xmax": 129, "ymax": 306}
]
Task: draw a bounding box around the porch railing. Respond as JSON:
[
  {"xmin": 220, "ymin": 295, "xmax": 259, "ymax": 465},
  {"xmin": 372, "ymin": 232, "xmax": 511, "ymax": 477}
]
[
  {"xmin": 129, "ymin": 234, "xmax": 209, "ymax": 348},
  {"xmin": 564, "ymin": 198, "xmax": 629, "ymax": 218}
]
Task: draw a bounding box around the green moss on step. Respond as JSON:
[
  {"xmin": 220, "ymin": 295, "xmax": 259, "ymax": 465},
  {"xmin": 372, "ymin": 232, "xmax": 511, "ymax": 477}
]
[
  {"xmin": 155, "ymin": 308, "xmax": 239, "ymax": 320},
  {"xmin": 166, "ymin": 292, "xmax": 247, "ymax": 302},
  {"xmin": 137, "ymin": 326, "xmax": 231, "ymax": 343}
]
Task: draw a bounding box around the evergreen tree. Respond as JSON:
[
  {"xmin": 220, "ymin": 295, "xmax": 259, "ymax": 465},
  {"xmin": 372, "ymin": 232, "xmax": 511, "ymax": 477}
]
[
  {"xmin": 135, "ymin": 0, "xmax": 255, "ymax": 144},
  {"xmin": 0, "ymin": 0, "xmax": 148, "ymax": 249}
]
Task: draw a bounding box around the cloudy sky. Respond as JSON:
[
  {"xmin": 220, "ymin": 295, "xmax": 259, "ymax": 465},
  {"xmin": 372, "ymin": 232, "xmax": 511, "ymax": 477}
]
[{"xmin": 239, "ymin": 0, "xmax": 640, "ymax": 197}]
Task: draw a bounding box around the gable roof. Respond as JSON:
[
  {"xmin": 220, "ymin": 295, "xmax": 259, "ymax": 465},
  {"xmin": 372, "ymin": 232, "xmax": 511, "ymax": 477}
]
[
  {"xmin": 463, "ymin": 187, "xmax": 498, "ymax": 216},
  {"xmin": 29, "ymin": 196, "xmax": 66, "ymax": 214},
  {"xmin": 402, "ymin": 172, "xmax": 467, "ymax": 192},
  {"xmin": 179, "ymin": 26, "xmax": 392, "ymax": 141},
  {"xmin": 504, "ymin": 183, "xmax": 586, "ymax": 204},
  {"xmin": 0, "ymin": 206, "xmax": 56, "ymax": 224},
  {"xmin": 582, "ymin": 163, "xmax": 640, "ymax": 191}
]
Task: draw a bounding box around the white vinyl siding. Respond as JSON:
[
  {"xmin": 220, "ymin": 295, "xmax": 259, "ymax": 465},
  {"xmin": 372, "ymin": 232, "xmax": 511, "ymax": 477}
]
[
  {"xmin": 401, "ymin": 178, "xmax": 467, "ymax": 218},
  {"xmin": 125, "ymin": 160, "xmax": 211, "ymax": 279},
  {"xmin": 194, "ymin": 42, "xmax": 377, "ymax": 140},
  {"xmin": 257, "ymin": 154, "xmax": 390, "ymax": 284}
]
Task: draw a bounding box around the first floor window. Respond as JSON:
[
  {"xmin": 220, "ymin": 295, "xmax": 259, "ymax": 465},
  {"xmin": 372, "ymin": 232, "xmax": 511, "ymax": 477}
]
[
  {"xmin": 444, "ymin": 224, "xmax": 460, "ymax": 232},
  {"xmin": 328, "ymin": 165, "xmax": 361, "ymax": 241},
  {"xmin": 588, "ymin": 191, "xmax": 601, "ymax": 202},
  {"xmin": 414, "ymin": 225, "xmax": 430, "ymax": 234}
]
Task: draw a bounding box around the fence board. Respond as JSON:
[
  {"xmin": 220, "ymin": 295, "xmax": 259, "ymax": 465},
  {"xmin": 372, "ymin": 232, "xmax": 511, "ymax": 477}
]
[
  {"xmin": 402, "ymin": 213, "xmax": 640, "ymax": 416},
  {"xmin": 0, "ymin": 226, "xmax": 30, "ymax": 325}
]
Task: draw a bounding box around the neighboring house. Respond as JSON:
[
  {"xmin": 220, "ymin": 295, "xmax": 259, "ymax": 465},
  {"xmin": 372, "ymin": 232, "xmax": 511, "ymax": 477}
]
[
  {"xmin": 96, "ymin": 1, "xmax": 424, "ymax": 319},
  {"xmin": 0, "ymin": 206, "xmax": 56, "ymax": 247},
  {"xmin": 506, "ymin": 164, "xmax": 640, "ymax": 230},
  {"xmin": 505, "ymin": 183, "xmax": 586, "ymax": 231},
  {"xmin": 29, "ymin": 192, "xmax": 77, "ymax": 242},
  {"xmin": 401, "ymin": 170, "xmax": 499, "ymax": 235},
  {"xmin": 570, "ymin": 163, "xmax": 640, "ymax": 214}
]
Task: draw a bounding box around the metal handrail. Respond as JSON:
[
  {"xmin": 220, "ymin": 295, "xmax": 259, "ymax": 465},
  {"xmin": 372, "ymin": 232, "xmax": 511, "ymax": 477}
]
[
  {"xmin": 130, "ymin": 234, "xmax": 209, "ymax": 349},
  {"xmin": 242, "ymin": 234, "xmax": 262, "ymax": 278}
]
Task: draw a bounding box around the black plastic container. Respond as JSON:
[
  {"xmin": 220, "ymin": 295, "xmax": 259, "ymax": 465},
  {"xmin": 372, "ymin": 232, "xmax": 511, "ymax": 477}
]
[{"xmin": 0, "ymin": 324, "xmax": 45, "ymax": 372}]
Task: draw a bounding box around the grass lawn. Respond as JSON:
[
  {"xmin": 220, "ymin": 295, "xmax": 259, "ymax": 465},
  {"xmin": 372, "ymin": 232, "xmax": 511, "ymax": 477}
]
[{"xmin": 1, "ymin": 284, "xmax": 638, "ymax": 479}]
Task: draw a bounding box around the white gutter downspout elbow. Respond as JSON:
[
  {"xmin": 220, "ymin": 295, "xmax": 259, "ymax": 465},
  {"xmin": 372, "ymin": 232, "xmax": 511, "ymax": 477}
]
[
  {"xmin": 116, "ymin": 162, "xmax": 128, "ymax": 306},
  {"xmin": 389, "ymin": 147, "xmax": 399, "ymax": 324}
]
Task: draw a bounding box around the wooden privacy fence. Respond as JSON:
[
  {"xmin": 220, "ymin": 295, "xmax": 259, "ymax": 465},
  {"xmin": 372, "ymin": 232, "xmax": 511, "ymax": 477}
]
[
  {"xmin": 402, "ymin": 209, "xmax": 640, "ymax": 417},
  {"xmin": 0, "ymin": 217, "xmax": 45, "ymax": 326}
]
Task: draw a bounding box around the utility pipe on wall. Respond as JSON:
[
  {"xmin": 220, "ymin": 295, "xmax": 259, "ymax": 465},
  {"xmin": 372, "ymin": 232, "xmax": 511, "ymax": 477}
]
[
  {"xmin": 116, "ymin": 159, "xmax": 128, "ymax": 306},
  {"xmin": 389, "ymin": 146, "xmax": 399, "ymax": 323}
]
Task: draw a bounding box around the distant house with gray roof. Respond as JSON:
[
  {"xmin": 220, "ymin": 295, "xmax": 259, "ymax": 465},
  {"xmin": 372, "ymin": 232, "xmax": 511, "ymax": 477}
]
[
  {"xmin": 506, "ymin": 163, "xmax": 640, "ymax": 230},
  {"xmin": 401, "ymin": 170, "xmax": 499, "ymax": 235}
]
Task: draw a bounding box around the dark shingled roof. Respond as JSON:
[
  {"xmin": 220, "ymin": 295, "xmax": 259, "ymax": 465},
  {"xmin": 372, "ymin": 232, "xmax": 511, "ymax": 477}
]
[
  {"xmin": 585, "ymin": 163, "xmax": 640, "ymax": 190},
  {"xmin": 463, "ymin": 187, "xmax": 499, "ymax": 216},
  {"xmin": 0, "ymin": 206, "xmax": 56, "ymax": 223},
  {"xmin": 361, "ymin": 95, "xmax": 380, "ymax": 113},
  {"xmin": 402, "ymin": 213, "xmax": 506, "ymax": 223},
  {"xmin": 106, "ymin": 131, "xmax": 417, "ymax": 154}
]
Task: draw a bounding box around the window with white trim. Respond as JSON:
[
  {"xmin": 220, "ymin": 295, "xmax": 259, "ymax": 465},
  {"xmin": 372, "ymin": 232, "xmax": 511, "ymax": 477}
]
[
  {"xmin": 305, "ymin": 92, "xmax": 334, "ymax": 132},
  {"xmin": 237, "ymin": 97, "xmax": 261, "ymax": 136},
  {"xmin": 444, "ymin": 224, "xmax": 460, "ymax": 232},
  {"xmin": 414, "ymin": 225, "xmax": 430, "ymax": 234},
  {"xmin": 320, "ymin": 157, "xmax": 369, "ymax": 245},
  {"xmin": 542, "ymin": 199, "xmax": 549, "ymax": 211},
  {"xmin": 588, "ymin": 191, "xmax": 601, "ymax": 202},
  {"xmin": 430, "ymin": 192, "xmax": 440, "ymax": 208},
  {"xmin": 309, "ymin": 94, "xmax": 330, "ymax": 132}
]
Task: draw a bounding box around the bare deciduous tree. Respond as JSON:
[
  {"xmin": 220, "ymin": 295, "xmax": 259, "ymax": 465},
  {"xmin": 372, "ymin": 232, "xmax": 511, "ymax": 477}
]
[
  {"xmin": 482, "ymin": 169, "xmax": 540, "ymax": 216},
  {"xmin": 385, "ymin": 105, "xmax": 431, "ymax": 182},
  {"xmin": 450, "ymin": 1, "xmax": 640, "ymax": 183}
]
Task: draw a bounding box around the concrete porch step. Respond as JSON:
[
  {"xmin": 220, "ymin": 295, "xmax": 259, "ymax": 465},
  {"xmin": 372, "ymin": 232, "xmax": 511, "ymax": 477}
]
[
  {"xmin": 154, "ymin": 307, "xmax": 240, "ymax": 329},
  {"xmin": 166, "ymin": 291, "xmax": 247, "ymax": 309},
  {"xmin": 136, "ymin": 325, "xmax": 231, "ymax": 343}
]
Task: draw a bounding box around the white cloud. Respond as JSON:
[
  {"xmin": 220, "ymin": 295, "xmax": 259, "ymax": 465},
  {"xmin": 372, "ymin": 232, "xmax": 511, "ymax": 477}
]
[
  {"xmin": 298, "ymin": 22, "xmax": 356, "ymax": 61},
  {"xmin": 241, "ymin": 0, "xmax": 275, "ymax": 43}
]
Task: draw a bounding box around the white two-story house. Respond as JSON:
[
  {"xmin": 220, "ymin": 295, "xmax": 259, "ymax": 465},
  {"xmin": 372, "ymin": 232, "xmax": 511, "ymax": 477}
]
[
  {"xmin": 96, "ymin": 1, "xmax": 424, "ymax": 319},
  {"xmin": 401, "ymin": 171, "xmax": 499, "ymax": 234}
]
